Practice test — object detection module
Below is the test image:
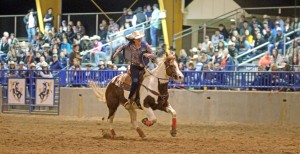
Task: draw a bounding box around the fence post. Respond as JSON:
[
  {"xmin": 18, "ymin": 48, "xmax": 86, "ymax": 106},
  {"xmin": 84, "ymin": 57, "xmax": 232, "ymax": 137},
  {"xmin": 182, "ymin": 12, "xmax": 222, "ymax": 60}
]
[
  {"xmin": 67, "ymin": 15, "xmax": 70, "ymax": 24},
  {"xmin": 203, "ymin": 23, "xmax": 206, "ymax": 41},
  {"xmin": 78, "ymin": 94, "xmax": 83, "ymax": 118},
  {"xmin": 96, "ymin": 14, "xmax": 99, "ymax": 35},
  {"xmin": 14, "ymin": 16, "xmax": 17, "ymax": 37},
  {"xmin": 283, "ymin": 35, "xmax": 286, "ymax": 55}
]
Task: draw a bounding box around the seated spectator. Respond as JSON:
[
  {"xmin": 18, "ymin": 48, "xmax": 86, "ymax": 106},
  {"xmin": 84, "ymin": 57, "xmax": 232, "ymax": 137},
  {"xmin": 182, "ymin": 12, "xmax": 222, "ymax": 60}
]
[
  {"xmin": 108, "ymin": 19, "xmax": 119, "ymax": 32},
  {"xmin": 24, "ymin": 50, "xmax": 35, "ymax": 65},
  {"xmin": 236, "ymin": 36, "xmax": 251, "ymax": 54},
  {"xmin": 39, "ymin": 62, "xmax": 53, "ymax": 78},
  {"xmin": 50, "ymin": 54, "xmax": 63, "ymax": 70},
  {"xmin": 220, "ymin": 49, "xmax": 234, "ymax": 71},
  {"xmin": 275, "ymin": 15, "xmax": 285, "ymax": 30},
  {"xmin": 187, "ymin": 61, "xmax": 195, "ymax": 70},
  {"xmin": 36, "ymin": 56, "xmax": 46, "ymax": 69},
  {"xmin": 60, "ymin": 38, "xmax": 71, "ymax": 55},
  {"xmin": 0, "ymin": 37, "xmax": 9, "ymax": 61},
  {"xmin": 271, "ymin": 49, "xmax": 284, "ymax": 67},
  {"xmin": 9, "ymin": 33, "xmax": 19, "ymax": 46},
  {"xmin": 178, "ymin": 49, "xmax": 188, "ymax": 65},
  {"xmin": 206, "ymin": 43, "xmax": 215, "ymax": 57},
  {"xmin": 59, "ymin": 52, "xmax": 68, "ymax": 67},
  {"xmin": 8, "ymin": 61, "xmax": 17, "ymax": 77},
  {"xmin": 217, "ymin": 41, "xmax": 226, "ymax": 51},
  {"xmin": 178, "ymin": 62, "xmax": 185, "ymax": 71},
  {"xmin": 211, "ymin": 30, "xmax": 222, "ymax": 47},
  {"xmin": 240, "ymin": 21, "xmax": 253, "ymax": 37},
  {"xmin": 80, "ymin": 36, "xmax": 93, "ymax": 63},
  {"xmin": 228, "ymin": 41, "xmax": 237, "ymax": 58},
  {"xmin": 69, "ymin": 59, "xmax": 82, "ymax": 87},
  {"xmin": 17, "ymin": 61, "xmax": 27, "ymax": 78},
  {"xmin": 263, "ymin": 15, "xmax": 274, "ymax": 30},
  {"xmin": 90, "ymin": 35, "xmax": 105, "ymax": 65},
  {"xmin": 190, "ymin": 47, "xmax": 199, "ymax": 59},
  {"xmin": 248, "ymin": 33, "xmax": 266, "ymax": 58},
  {"xmin": 251, "ymin": 65, "xmax": 271, "ymax": 91},
  {"xmin": 245, "ymin": 29, "xmax": 254, "ymax": 46},
  {"xmin": 211, "ymin": 49, "xmax": 222, "ymax": 64},
  {"xmin": 98, "ymin": 61, "xmax": 108, "ymax": 70},
  {"xmin": 259, "ymin": 52, "xmax": 271, "ymax": 70},
  {"xmin": 69, "ymin": 44, "xmax": 82, "ymax": 66},
  {"xmin": 17, "ymin": 49, "xmax": 26, "ymax": 64},
  {"xmin": 76, "ymin": 21, "xmax": 86, "ymax": 35},
  {"xmin": 6, "ymin": 45, "xmax": 17, "ymax": 62},
  {"xmin": 125, "ymin": 9, "xmax": 133, "ymax": 26},
  {"xmin": 284, "ymin": 23, "xmax": 293, "ymax": 39},
  {"xmin": 250, "ymin": 16, "xmax": 263, "ymax": 31},
  {"xmin": 228, "ymin": 22, "xmax": 239, "ymax": 39}
]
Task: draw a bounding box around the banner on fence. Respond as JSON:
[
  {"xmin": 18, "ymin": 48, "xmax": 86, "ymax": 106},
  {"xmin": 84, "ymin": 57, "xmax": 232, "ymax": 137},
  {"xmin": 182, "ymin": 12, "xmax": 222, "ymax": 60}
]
[
  {"xmin": 8, "ymin": 78, "xmax": 26, "ymax": 104},
  {"xmin": 35, "ymin": 79, "xmax": 55, "ymax": 105}
]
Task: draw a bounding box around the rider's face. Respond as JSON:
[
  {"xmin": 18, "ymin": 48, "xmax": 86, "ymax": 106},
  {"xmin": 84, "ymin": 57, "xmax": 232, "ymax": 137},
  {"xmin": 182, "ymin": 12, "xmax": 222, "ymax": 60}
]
[{"xmin": 134, "ymin": 38, "xmax": 142, "ymax": 48}]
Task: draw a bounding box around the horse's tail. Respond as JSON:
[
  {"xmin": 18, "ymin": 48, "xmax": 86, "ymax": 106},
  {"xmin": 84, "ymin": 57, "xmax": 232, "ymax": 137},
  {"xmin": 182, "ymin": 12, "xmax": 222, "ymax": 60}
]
[{"xmin": 88, "ymin": 80, "xmax": 106, "ymax": 104}]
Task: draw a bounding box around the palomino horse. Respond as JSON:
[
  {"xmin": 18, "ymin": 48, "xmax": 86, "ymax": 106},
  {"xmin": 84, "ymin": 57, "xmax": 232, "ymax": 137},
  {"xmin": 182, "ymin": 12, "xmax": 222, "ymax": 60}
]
[{"xmin": 89, "ymin": 53, "xmax": 184, "ymax": 138}]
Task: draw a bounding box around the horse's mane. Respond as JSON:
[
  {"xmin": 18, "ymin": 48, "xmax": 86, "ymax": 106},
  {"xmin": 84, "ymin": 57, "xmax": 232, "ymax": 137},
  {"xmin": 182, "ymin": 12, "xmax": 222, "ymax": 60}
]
[{"xmin": 147, "ymin": 53, "xmax": 176, "ymax": 75}]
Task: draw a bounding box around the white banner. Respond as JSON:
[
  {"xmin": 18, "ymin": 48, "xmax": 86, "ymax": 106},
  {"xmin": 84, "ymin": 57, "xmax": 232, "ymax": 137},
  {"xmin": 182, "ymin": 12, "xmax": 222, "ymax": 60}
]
[
  {"xmin": 8, "ymin": 78, "xmax": 26, "ymax": 104},
  {"xmin": 35, "ymin": 79, "xmax": 55, "ymax": 106}
]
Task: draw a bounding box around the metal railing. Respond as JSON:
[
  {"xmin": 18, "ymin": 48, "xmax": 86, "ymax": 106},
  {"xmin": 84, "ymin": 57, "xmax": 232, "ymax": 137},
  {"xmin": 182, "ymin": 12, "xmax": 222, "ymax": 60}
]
[
  {"xmin": 2, "ymin": 70, "xmax": 300, "ymax": 91},
  {"xmin": 235, "ymin": 42, "xmax": 270, "ymax": 59}
]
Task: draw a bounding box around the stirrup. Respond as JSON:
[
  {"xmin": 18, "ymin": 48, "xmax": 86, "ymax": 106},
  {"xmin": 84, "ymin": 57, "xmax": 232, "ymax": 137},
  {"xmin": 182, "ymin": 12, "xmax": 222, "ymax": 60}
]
[
  {"xmin": 124, "ymin": 100, "xmax": 132, "ymax": 110},
  {"xmin": 135, "ymin": 98, "xmax": 143, "ymax": 110}
]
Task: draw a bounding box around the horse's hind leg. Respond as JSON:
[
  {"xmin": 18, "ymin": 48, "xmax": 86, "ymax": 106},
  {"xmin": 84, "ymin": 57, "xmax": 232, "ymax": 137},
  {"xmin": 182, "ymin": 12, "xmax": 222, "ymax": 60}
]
[
  {"xmin": 107, "ymin": 101, "xmax": 119, "ymax": 139},
  {"xmin": 128, "ymin": 108, "xmax": 146, "ymax": 138}
]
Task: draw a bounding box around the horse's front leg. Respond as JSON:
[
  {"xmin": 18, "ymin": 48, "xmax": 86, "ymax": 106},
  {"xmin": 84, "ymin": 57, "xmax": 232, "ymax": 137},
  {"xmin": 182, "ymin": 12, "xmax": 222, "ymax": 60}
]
[
  {"xmin": 166, "ymin": 104, "xmax": 177, "ymax": 137},
  {"xmin": 142, "ymin": 107, "xmax": 157, "ymax": 126}
]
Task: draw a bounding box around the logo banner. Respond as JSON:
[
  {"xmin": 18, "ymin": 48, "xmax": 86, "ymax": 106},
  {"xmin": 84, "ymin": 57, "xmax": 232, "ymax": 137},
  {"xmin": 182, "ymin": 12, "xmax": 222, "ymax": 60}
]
[
  {"xmin": 35, "ymin": 79, "xmax": 55, "ymax": 106},
  {"xmin": 8, "ymin": 78, "xmax": 26, "ymax": 104}
]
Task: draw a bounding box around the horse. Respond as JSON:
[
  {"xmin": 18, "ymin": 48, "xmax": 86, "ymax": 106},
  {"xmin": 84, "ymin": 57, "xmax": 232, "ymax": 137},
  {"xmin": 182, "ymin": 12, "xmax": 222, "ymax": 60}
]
[{"xmin": 89, "ymin": 52, "xmax": 184, "ymax": 139}]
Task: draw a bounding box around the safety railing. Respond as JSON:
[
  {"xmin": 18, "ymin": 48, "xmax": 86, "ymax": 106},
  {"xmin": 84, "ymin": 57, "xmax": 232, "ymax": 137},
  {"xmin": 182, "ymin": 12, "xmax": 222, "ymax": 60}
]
[
  {"xmin": 2, "ymin": 70, "xmax": 300, "ymax": 91},
  {"xmin": 235, "ymin": 42, "xmax": 270, "ymax": 59}
]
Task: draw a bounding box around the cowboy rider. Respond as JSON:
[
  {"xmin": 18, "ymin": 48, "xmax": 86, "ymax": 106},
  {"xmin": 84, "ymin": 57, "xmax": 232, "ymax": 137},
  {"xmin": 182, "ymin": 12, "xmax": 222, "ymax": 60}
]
[{"xmin": 112, "ymin": 31, "xmax": 156, "ymax": 109}]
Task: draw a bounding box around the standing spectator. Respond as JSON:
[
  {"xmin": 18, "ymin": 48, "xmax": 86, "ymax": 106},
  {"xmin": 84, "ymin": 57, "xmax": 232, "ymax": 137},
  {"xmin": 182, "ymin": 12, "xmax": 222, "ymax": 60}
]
[
  {"xmin": 0, "ymin": 37, "xmax": 10, "ymax": 61},
  {"xmin": 132, "ymin": 7, "xmax": 147, "ymax": 27},
  {"xmin": 126, "ymin": 9, "xmax": 134, "ymax": 26},
  {"xmin": 76, "ymin": 21, "xmax": 86, "ymax": 35},
  {"xmin": 23, "ymin": 9, "xmax": 37, "ymax": 44},
  {"xmin": 108, "ymin": 19, "xmax": 119, "ymax": 32},
  {"xmin": 61, "ymin": 20, "xmax": 68, "ymax": 32},
  {"xmin": 98, "ymin": 24, "xmax": 108, "ymax": 44},
  {"xmin": 119, "ymin": 8, "xmax": 127, "ymax": 27},
  {"xmin": 218, "ymin": 24, "xmax": 229, "ymax": 40},
  {"xmin": 150, "ymin": 4, "xmax": 161, "ymax": 49},
  {"xmin": 145, "ymin": 5, "xmax": 152, "ymax": 20},
  {"xmin": 43, "ymin": 8, "xmax": 54, "ymax": 32}
]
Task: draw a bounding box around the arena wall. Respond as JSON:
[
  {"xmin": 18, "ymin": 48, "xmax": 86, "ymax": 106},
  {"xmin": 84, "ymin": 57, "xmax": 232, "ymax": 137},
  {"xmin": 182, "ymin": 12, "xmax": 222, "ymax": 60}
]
[
  {"xmin": 0, "ymin": 86, "xmax": 2, "ymax": 112},
  {"xmin": 59, "ymin": 88, "xmax": 300, "ymax": 125}
]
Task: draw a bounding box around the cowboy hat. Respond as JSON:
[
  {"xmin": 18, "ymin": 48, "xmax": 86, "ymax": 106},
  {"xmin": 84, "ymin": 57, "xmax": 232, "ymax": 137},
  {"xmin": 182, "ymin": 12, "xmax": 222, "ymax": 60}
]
[
  {"xmin": 80, "ymin": 35, "xmax": 90, "ymax": 41},
  {"xmin": 86, "ymin": 63, "xmax": 93, "ymax": 67},
  {"xmin": 29, "ymin": 63, "xmax": 36, "ymax": 68},
  {"xmin": 8, "ymin": 61, "xmax": 16, "ymax": 65},
  {"xmin": 90, "ymin": 35, "xmax": 101, "ymax": 40},
  {"xmin": 190, "ymin": 47, "xmax": 199, "ymax": 52},
  {"xmin": 126, "ymin": 31, "xmax": 145, "ymax": 40},
  {"xmin": 263, "ymin": 14, "xmax": 270, "ymax": 19},
  {"xmin": 118, "ymin": 66, "xmax": 127, "ymax": 71},
  {"xmin": 41, "ymin": 62, "xmax": 48, "ymax": 67},
  {"xmin": 42, "ymin": 43, "xmax": 50, "ymax": 48},
  {"xmin": 98, "ymin": 61, "xmax": 105, "ymax": 66},
  {"xmin": 19, "ymin": 61, "xmax": 24, "ymax": 65},
  {"xmin": 106, "ymin": 61, "xmax": 113, "ymax": 66},
  {"xmin": 187, "ymin": 61, "xmax": 195, "ymax": 68}
]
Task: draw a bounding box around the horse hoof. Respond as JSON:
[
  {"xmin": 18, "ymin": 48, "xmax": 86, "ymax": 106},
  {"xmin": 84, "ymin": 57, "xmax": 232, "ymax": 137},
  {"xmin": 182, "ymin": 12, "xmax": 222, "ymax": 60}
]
[
  {"xmin": 141, "ymin": 118, "xmax": 153, "ymax": 127},
  {"xmin": 170, "ymin": 129, "xmax": 177, "ymax": 137}
]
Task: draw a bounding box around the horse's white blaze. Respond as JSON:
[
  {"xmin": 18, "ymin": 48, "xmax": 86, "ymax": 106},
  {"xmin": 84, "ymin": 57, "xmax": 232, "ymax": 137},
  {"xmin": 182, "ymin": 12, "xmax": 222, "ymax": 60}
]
[{"xmin": 173, "ymin": 60, "xmax": 184, "ymax": 83}]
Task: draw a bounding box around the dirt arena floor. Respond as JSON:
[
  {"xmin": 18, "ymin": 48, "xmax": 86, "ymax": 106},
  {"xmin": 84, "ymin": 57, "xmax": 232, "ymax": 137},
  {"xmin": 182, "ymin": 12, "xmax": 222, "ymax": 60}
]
[{"xmin": 0, "ymin": 114, "xmax": 300, "ymax": 154}]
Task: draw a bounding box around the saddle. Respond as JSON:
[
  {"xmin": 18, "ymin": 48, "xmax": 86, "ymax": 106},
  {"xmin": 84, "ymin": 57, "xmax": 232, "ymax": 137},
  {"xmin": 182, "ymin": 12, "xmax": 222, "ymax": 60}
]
[{"xmin": 113, "ymin": 69, "xmax": 145, "ymax": 92}]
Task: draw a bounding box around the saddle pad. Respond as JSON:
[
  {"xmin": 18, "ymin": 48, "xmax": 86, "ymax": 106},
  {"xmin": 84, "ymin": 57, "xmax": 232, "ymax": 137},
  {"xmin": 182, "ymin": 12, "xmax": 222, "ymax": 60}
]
[{"xmin": 113, "ymin": 73, "xmax": 132, "ymax": 91}]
